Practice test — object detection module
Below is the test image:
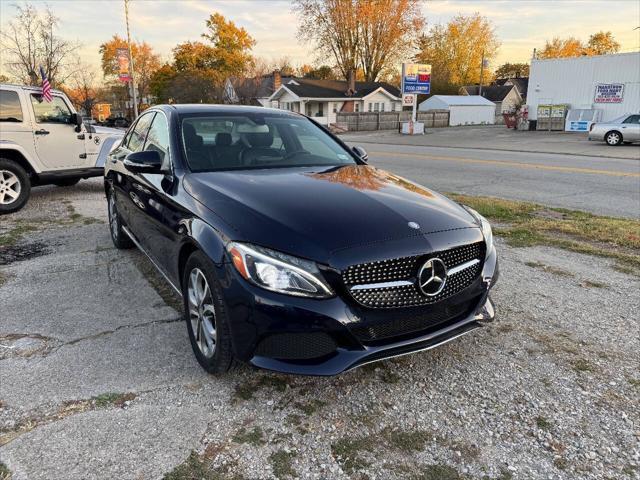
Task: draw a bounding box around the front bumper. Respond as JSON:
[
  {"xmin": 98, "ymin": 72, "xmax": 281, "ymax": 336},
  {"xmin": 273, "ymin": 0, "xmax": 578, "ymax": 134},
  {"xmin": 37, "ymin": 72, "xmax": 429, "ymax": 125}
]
[{"xmin": 219, "ymin": 247, "xmax": 499, "ymax": 376}]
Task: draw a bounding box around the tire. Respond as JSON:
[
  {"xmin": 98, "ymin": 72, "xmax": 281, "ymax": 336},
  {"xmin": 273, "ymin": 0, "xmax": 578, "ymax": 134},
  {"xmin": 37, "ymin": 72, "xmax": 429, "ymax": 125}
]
[
  {"xmin": 605, "ymin": 130, "xmax": 622, "ymax": 146},
  {"xmin": 54, "ymin": 178, "xmax": 81, "ymax": 187},
  {"xmin": 0, "ymin": 158, "xmax": 31, "ymax": 214},
  {"xmin": 107, "ymin": 187, "xmax": 134, "ymax": 249},
  {"xmin": 182, "ymin": 250, "xmax": 234, "ymax": 374}
]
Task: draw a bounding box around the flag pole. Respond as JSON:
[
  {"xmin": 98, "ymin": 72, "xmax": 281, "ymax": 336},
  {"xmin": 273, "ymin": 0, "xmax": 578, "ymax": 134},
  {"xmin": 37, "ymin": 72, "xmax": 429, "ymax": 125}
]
[{"xmin": 124, "ymin": 0, "xmax": 138, "ymax": 119}]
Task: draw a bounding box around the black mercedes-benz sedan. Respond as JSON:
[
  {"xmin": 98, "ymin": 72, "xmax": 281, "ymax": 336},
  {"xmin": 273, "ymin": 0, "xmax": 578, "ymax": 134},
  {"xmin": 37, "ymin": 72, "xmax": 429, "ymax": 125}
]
[{"xmin": 104, "ymin": 105, "xmax": 498, "ymax": 375}]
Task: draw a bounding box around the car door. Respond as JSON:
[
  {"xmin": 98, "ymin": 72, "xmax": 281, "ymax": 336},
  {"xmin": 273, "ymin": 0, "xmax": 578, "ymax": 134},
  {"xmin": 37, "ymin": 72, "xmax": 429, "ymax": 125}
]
[
  {"xmin": 621, "ymin": 115, "xmax": 640, "ymax": 141},
  {"xmin": 129, "ymin": 111, "xmax": 188, "ymax": 280},
  {"xmin": 29, "ymin": 93, "xmax": 86, "ymax": 169},
  {"xmin": 110, "ymin": 112, "xmax": 155, "ymax": 238}
]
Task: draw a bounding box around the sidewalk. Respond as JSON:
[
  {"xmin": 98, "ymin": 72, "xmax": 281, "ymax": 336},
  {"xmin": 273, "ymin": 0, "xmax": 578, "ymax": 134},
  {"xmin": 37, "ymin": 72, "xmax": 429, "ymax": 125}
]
[{"xmin": 340, "ymin": 125, "xmax": 640, "ymax": 160}]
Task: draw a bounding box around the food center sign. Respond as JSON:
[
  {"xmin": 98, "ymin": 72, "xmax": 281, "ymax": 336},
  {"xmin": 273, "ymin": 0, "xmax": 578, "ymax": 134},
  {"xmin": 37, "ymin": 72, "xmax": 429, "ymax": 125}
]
[
  {"xmin": 402, "ymin": 63, "xmax": 431, "ymax": 94},
  {"xmin": 594, "ymin": 84, "xmax": 624, "ymax": 104}
]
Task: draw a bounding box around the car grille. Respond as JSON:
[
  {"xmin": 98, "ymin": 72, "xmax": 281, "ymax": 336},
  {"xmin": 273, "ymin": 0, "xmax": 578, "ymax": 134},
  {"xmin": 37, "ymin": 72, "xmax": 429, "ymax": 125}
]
[
  {"xmin": 342, "ymin": 242, "xmax": 485, "ymax": 309},
  {"xmin": 350, "ymin": 296, "xmax": 480, "ymax": 343}
]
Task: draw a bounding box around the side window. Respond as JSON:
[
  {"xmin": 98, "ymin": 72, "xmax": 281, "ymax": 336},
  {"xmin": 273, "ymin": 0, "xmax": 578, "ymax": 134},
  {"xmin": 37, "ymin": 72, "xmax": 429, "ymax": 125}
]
[
  {"xmin": 30, "ymin": 95, "xmax": 72, "ymax": 124},
  {"xmin": 623, "ymin": 115, "xmax": 639, "ymax": 124},
  {"xmin": 0, "ymin": 90, "xmax": 23, "ymax": 122},
  {"xmin": 144, "ymin": 113, "xmax": 170, "ymax": 166},
  {"xmin": 126, "ymin": 112, "xmax": 155, "ymax": 152}
]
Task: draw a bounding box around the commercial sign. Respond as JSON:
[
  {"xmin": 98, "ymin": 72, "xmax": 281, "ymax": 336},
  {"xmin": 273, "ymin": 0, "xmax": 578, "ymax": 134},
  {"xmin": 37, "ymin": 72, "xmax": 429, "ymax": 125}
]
[
  {"xmin": 594, "ymin": 83, "xmax": 624, "ymax": 103},
  {"xmin": 402, "ymin": 63, "xmax": 431, "ymax": 94},
  {"xmin": 117, "ymin": 48, "xmax": 131, "ymax": 82},
  {"xmin": 568, "ymin": 121, "xmax": 590, "ymax": 132},
  {"xmin": 402, "ymin": 93, "xmax": 415, "ymax": 107}
]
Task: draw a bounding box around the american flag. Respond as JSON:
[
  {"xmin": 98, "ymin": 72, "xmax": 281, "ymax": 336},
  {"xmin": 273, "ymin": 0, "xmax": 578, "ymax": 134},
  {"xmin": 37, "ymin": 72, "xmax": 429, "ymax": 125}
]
[{"xmin": 39, "ymin": 66, "xmax": 52, "ymax": 102}]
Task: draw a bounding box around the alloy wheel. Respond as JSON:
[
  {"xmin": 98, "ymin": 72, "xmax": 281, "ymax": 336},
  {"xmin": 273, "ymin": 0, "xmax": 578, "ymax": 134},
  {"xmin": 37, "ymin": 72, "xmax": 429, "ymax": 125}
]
[
  {"xmin": 187, "ymin": 268, "xmax": 217, "ymax": 358},
  {"xmin": 0, "ymin": 170, "xmax": 21, "ymax": 205},
  {"xmin": 606, "ymin": 132, "xmax": 620, "ymax": 145},
  {"xmin": 108, "ymin": 193, "xmax": 119, "ymax": 239}
]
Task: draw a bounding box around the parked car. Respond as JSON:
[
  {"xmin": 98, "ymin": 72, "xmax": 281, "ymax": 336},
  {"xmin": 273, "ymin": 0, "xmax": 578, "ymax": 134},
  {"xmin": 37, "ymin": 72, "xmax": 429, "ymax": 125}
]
[
  {"xmin": 104, "ymin": 105, "xmax": 499, "ymax": 375},
  {"xmin": 0, "ymin": 84, "xmax": 124, "ymax": 214},
  {"xmin": 103, "ymin": 116, "xmax": 130, "ymax": 129},
  {"xmin": 588, "ymin": 113, "xmax": 640, "ymax": 146}
]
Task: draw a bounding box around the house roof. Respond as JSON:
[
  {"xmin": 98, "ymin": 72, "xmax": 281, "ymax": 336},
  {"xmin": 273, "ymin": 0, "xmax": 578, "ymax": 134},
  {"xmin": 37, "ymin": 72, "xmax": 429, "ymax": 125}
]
[
  {"xmin": 420, "ymin": 95, "xmax": 496, "ymax": 107},
  {"xmin": 229, "ymin": 75, "xmax": 294, "ymax": 100},
  {"xmin": 461, "ymin": 84, "xmax": 514, "ymax": 102},
  {"xmin": 273, "ymin": 78, "xmax": 401, "ymax": 100},
  {"xmin": 505, "ymin": 77, "xmax": 528, "ymax": 99}
]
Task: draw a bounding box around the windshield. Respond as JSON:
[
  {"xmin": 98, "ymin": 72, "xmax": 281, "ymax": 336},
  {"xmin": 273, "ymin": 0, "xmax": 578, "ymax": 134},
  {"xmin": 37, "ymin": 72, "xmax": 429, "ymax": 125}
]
[{"xmin": 180, "ymin": 112, "xmax": 357, "ymax": 172}]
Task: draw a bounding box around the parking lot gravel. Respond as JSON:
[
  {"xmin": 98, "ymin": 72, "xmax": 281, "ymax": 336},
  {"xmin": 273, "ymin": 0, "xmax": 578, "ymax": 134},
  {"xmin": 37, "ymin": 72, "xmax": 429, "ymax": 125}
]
[{"xmin": 0, "ymin": 179, "xmax": 638, "ymax": 480}]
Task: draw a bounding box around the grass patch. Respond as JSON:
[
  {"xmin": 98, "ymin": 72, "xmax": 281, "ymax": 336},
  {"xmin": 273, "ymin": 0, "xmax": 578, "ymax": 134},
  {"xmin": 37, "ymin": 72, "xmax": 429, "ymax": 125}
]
[
  {"xmin": 580, "ymin": 280, "xmax": 607, "ymax": 288},
  {"xmin": 269, "ymin": 449, "xmax": 296, "ymax": 479},
  {"xmin": 417, "ymin": 464, "xmax": 462, "ymax": 480},
  {"xmin": 627, "ymin": 378, "xmax": 640, "ymax": 388},
  {"xmin": 0, "ymin": 224, "xmax": 39, "ymax": 247},
  {"xmin": 0, "ymin": 462, "xmax": 11, "ymax": 480},
  {"xmin": 572, "ymin": 358, "xmax": 595, "ymax": 373},
  {"xmin": 232, "ymin": 375, "xmax": 289, "ymax": 402},
  {"xmin": 383, "ymin": 428, "xmax": 430, "ymax": 452},
  {"xmin": 331, "ymin": 436, "xmax": 375, "ymax": 474},
  {"xmin": 449, "ymin": 194, "xmax": 640, "ymax": 272},
  {"xmin": 91, "ymin": 392, "xmax": 136, "ymax": 408},
  {"xmin": 232, "ymin": 426, "xmax": 265, "ymax": 446},
  {"xmin": 524, "ymin": 261, "xmax": 574, "ymax": 277},
  {"xmin": 293, "ymin": 399, "xmax": 326, "ymax": 416},
  {"xmin": 535, "ymin": 416, "xmax": 553, "ymax": 431},
  {"xmin": 163, "ymin": 451, "xmax": 218, "ymax": 480}
]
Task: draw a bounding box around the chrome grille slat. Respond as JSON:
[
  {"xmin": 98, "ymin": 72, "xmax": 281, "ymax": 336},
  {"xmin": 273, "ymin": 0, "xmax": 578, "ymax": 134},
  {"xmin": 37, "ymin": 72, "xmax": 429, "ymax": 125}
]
[{"xmin": 343, "ymin": 242, "xmax": 485, "ymax": 309}]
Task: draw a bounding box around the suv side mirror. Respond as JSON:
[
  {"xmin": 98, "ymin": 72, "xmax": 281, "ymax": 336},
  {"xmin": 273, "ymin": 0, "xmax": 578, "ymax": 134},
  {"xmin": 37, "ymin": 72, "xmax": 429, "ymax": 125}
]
[
  {"xmin": 123, "ymin": 150, "xmax": 163, "ymax": 174},
  {"xmin": 70, "ymin": 113, "xmax": 83, "ymax": 132},
  {"xmin": 352, "ymin": 146, "xmax": 368, "ymax": 162}
]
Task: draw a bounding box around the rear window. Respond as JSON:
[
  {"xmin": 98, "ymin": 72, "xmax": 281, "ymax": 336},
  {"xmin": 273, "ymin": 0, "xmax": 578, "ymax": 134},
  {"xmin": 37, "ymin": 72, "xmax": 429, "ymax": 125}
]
[{"xmin": 0, "ymin": 90, "xmax": 23, "ymax": 122}]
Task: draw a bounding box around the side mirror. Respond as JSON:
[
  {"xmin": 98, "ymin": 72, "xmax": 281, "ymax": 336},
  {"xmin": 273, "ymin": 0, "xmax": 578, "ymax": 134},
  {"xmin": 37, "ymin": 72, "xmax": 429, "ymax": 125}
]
[
  {"xmin": 123, "ymin": 150, "xmax": 163, "ymax": 174},
  {"xmin": 352, "ymin": 146, "xmax": 368, "ymax": 162},
  {"xmin": 70, "ymin": 113, "xmax": 83, "ymax": 132}
]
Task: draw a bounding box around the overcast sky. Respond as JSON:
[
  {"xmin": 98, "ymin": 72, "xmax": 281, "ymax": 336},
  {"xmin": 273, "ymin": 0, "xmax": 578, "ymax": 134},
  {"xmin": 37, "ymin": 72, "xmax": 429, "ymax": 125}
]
[{"xmin": 1, "ymin": 0, "xmax": 639, "ymax": 78}]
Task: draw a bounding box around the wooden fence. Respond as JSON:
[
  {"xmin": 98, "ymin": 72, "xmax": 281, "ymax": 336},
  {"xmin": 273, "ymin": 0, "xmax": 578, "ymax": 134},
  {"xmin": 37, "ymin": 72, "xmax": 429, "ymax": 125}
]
[{"xmin": 335, "ymin": 110, "xmax": 450, "ymax": 131}]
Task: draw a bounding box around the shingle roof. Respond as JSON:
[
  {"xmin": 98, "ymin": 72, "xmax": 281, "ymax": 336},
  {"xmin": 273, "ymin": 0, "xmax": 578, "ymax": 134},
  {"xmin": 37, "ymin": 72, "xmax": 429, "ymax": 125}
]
[
  {"xmin": 279, "ymin": 78, "xmax": 401, "ymax": 99},
  {"xmin": 506, "ymin": 77, "xmax": 528, "ymax": 99},
  {"xmin": 461, "ymin": 84, "xmax": 514, "ymax": 102}
]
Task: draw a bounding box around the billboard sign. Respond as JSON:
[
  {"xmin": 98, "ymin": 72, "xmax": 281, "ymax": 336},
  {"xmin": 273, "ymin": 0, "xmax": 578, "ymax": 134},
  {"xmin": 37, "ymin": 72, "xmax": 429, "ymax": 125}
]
[
  {"xmin": 117, "ymin": 48, "xmax": 131, "ymax": 82},
  {"xmin": 594, "ymin": 83, "xmax": 624, "ymax": 103},
  {"xmin": 402, "ymin": 63, "xmax": 431, "ymax": 94},
  {"xmin": 402, "ymin": 93, "xmax": 415, "ymax": 107}
]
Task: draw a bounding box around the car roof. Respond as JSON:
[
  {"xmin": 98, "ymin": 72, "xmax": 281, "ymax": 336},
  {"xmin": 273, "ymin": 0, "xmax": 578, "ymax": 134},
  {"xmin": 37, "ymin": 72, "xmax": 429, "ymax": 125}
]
[
  {"xmin": 155, "ymin": 104, "xmax": 301, "ymax": 117},
  {"xmin": 0, "ymin": 83, "xmax": 64, "ymax": 95}
]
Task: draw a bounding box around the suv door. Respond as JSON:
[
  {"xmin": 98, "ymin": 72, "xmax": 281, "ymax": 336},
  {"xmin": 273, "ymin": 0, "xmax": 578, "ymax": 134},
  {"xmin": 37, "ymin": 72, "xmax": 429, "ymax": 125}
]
[
  {"xmin": 621, "ymin": 115, "xmax": 640, "ymax": 141},
  {"xmin": 0, "ymin": 89, "xmax": 36, "ymax": 165},
  {"xmin": 29, "ymin": 93, "xmax": 86, "ymax": 169}
]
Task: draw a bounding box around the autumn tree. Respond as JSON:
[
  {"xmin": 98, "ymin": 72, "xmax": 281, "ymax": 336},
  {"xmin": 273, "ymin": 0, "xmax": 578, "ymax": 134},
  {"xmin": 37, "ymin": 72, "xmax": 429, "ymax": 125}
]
[
  {"xmin": 415, "ymin": 13, "xmax": 500, "ymax": 90},
  {"xmin": 201, "ymin": 13, "xmax": 256, "ymax": 78},
  {"xmin": 99, "ymin": 35, "xmax": 161, "ymax": 108},
  {"xmin": 586, "ymin": 31, "xmax": 620, "ymax": 55},
  {"xmin": 294, "ymin": 0, "xmax": 424, "ymax": 82},
  {"xmin": 62, "ymin": 62, "xmax": 99, "ymax": 115},
  {"xmin": 0, "ymin": 74, "xmax": 10, "ymax": 83},
  {"xmin": 303, "ymin": 65, "xmax": 337, "ymax": 80},
  {"xmin": 494, "ymin": 62, "xmax": 529, "ymax": 79},
  {"xmin": 0, "ymin": 3, "xmax": 79, "ymax": 86},
  {"xmin": 538, "ymin": 37, "xmax": 585, "ymax": 59}
]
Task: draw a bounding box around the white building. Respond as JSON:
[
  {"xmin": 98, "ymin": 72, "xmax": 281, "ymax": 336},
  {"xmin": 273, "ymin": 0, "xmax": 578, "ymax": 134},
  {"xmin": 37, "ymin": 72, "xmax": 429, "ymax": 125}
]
[
  {"xmin": 528, "ymin": 52, "xmax": 640, "ymax": 122},
  {"xmin": 418, "ymin": 95, "xmax": 496, "ymax": 126},
  {"xmin": 267, "ymin": 74, "xmax": 401, "ymax": 125}
]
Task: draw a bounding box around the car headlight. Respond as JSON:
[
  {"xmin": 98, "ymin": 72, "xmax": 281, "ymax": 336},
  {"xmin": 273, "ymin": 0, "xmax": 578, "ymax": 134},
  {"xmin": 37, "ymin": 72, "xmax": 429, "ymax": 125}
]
[
  {"xmin": 463, "ymin": 206, "xmax": 493, "ymax": 255},
  {"xmin": 226, "ymin": 242, "xmax": 334, "ymax": 298}
]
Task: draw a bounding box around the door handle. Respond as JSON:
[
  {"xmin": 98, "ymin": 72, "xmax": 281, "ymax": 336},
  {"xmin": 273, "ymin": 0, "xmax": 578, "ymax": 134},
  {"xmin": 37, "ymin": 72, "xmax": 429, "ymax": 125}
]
[{"xmin": 35, "ymin": 129, "xmax": 50, "ymax": 135}]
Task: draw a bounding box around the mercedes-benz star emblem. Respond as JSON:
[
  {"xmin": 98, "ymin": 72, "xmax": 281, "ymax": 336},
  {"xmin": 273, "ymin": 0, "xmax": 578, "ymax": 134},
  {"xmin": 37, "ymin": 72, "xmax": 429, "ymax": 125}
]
[{"xmin": 417, "ymin": 258, "xmax": 447, "ymax": 296}]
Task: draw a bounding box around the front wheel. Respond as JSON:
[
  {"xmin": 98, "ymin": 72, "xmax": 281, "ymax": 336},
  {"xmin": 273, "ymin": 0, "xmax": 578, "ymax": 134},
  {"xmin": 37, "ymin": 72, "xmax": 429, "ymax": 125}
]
[
  {"xmin": 107, "ymin": 187, "xmax": 133, "ymax": 249},
  {"xmin": 605, "ymin": 131, "xmax": 622, "ymax": 146},
  {"xmin": 0, "ymin": 158, "xmax": 31, "ymax": 214},
  {"xmin": 182, "ymin": 251, "xmax": 234, "ymax": 374}
]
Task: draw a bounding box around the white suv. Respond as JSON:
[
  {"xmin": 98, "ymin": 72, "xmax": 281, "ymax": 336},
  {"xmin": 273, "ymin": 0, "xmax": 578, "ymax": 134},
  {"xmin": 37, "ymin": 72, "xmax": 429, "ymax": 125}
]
[{"xmin": 0, "ymin": 84, "xmax": 124, "ymax": 214}]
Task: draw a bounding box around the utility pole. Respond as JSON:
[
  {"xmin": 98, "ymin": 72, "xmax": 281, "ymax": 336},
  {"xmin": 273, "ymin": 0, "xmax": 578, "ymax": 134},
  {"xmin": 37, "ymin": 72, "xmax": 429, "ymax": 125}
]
[
  {"xmin": 479, "ymin": 50, "xmax": 485, "ymax": 96},
  {"xmin": 124, "ymin": 0, "xmax": 138, "ymax": 119}
]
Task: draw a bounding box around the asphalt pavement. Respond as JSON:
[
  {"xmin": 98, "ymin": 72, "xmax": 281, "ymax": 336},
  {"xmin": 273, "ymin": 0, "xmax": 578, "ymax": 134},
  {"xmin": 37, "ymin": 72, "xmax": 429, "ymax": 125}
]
[{"xmin": 342, "ymin": 140, "xmax": 640, "ymax": 218}]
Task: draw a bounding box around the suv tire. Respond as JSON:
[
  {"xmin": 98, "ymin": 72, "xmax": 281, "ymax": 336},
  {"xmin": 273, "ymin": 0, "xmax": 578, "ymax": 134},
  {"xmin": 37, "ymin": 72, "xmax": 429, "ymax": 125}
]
[
  {"xmin": 182, "ymin": 251, "xmax": 234, "ymax": 374},
  {"xmin": 54, "ymin": 178, "xmax": 81, "ymax": 187},
  {"xmin": 605, "ymin": 130, "xmax": 622, "ymax": 146},
  {"xmin": 107, "ymin": 187, "xmax": 134, "ymax": 249},
  {"xmin": 0, "ymin": 158, "xmax": 31, "ymax": 214}
]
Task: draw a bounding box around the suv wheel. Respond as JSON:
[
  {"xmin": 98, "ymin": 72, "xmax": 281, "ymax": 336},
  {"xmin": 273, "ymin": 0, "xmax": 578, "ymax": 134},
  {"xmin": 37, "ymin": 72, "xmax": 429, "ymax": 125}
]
[
  {"xmin": 54, "ymin": 178, "xmax": 81, "ymax": 187},
  {"xmin": 107, "ymin": 187, "xmax": 133, "ymax": 249},
  {"xmin": 0, "ymin": 158, "xmax": 31, "ymax": 214},
  {"xmin": 182, "ymin": 251, "xmax": 234, "ymax": 374},
  {"xmin": 605, "ymin": 131, "xmax": 622, "ymax": 146}
]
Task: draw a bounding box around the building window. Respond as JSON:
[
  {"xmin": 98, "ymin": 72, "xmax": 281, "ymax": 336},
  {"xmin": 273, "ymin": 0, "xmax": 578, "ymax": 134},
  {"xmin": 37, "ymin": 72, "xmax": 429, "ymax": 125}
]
[
  {"xmin": 368, "ymin": 102, "xmax": 372, "ymax": 112},
  {"xmin": 381, "ymin": 103, "xmax": 385, "ymax": 112},
  {"xmin": 391, "ymin": 102, "xmax": 396, "ymax": 112},
  {"xmin": 318, "ymin": 103, "xmax": 323, "ymax": 116},
  {"xmin": 355, "ymin": 103, "xmax": 360, "ymax": 112},
  {"xmin": 332, "ymin": 103, "xmax": 338, "ymax": 113},
  {"xmin": 374, "ymin": 103, "xmax": 379, "ymax": 112}
]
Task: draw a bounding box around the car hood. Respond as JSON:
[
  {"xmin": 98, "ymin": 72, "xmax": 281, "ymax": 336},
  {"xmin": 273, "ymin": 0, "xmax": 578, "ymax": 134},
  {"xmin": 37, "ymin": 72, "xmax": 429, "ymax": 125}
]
[
  {"xmin": 88, "ymin": 125, "xmax": 125, "ymax": 136},
  {"xmin": 183, "ymin": 165, "xmax": 478, "ymax": 263}
]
